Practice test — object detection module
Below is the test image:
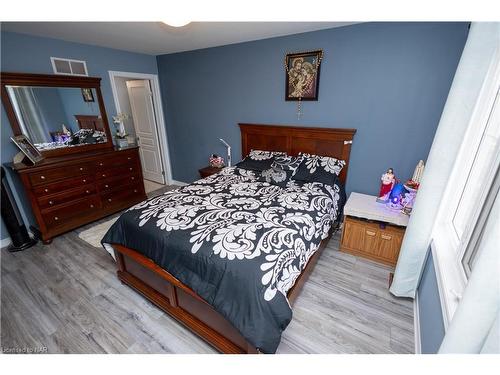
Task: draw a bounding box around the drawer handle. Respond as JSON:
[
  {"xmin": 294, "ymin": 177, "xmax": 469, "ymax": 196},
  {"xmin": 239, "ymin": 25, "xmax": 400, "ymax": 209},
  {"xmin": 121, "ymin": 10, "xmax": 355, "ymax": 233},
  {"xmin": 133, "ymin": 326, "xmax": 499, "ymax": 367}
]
[
  {"xmin": 366, "ymin": 230, "xmax": 376, "ymax": 236},
  {"xmin": 108, "ymin": 198, "xmax": 112, "ymax": 202},
  {"xmin": 40, "ymin": 175, "xmax": 46, "ymax": 180},
  {"xmin": 90, "ymin": 204, "xmax": 94, "ymax": 208},
  {"xmin": 99, "ymin": 163, "xmax": 103, "ymax": 166},
  {"xmin": 44, "ymin": 188, "xmax": 49, "ymax": 193},
  {"xmin": 49, "ymin": 201, "xmax": 54, "ymax": 205},
  {"xmin": 54, "ymin": 216, "xmax": 59, "ymax": 221},
  {"xmin": 102, "ymin": 174, "xmax": 106, "ymax": 178},
  {"xmin": 381, "ymin": 234, "xmax": 392, "ymax": 240},
  {"xmin": 105, "ymin": 184, "xmax": 109, "ymax": 188},
  {"xmin": 131, "ymin": 177, "xmax": 135, "ymax": 180},
  {"xmin": 79, "ymin": 167, "xmax": 84, "ymax": 171},
  {"xmin": 82, "ymin": 179, "xmax": 87, "ymax": 183},
  {"xmin": 85, "ymin": 190, "xmax": 90, "ymax": 194},
  {"xmin": 129, "ymin": 167, "xmax": 133, "ymax": 171},
  {"xmin": 134, "ymin": 189, "xmax": 138, "ymax": 193},
  {"xmin": 127, "ymin": 157, "xmax": 132, "ymax": 160}
]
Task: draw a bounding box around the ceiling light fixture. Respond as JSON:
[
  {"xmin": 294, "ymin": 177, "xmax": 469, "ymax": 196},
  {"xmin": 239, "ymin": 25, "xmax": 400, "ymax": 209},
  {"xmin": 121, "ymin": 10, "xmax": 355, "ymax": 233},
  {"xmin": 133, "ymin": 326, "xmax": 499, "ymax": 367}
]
[{"xmin": 161, "ymin": 19, "xmax": 191, "ymax": 28}]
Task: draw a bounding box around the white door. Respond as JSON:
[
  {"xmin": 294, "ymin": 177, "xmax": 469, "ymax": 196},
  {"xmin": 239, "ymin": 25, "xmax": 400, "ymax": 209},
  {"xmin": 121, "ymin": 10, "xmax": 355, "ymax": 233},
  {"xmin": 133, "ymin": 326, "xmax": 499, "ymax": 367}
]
[{"xmin": 126, "ymin": 80, "xmax": 165, "ymax": 184}]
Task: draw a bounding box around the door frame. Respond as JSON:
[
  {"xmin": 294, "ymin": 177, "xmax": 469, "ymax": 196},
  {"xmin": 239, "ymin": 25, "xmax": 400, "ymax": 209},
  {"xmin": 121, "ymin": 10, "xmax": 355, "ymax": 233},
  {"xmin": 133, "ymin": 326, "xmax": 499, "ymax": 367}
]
[{"xmin": 108, "ymin": 70, "xmax": 172, "ymax": 184}]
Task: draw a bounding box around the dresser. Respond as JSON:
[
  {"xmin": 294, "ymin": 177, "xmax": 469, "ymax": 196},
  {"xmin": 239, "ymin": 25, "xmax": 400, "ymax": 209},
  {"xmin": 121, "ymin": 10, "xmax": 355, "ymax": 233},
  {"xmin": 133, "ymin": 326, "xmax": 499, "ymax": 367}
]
[
  {"xmin": 340, "ymin": 192, "xmax": 408, "ymax": 266},
  {"xmin": 11, "ymin": 146, "xmax": 147, "ymax": 244}
]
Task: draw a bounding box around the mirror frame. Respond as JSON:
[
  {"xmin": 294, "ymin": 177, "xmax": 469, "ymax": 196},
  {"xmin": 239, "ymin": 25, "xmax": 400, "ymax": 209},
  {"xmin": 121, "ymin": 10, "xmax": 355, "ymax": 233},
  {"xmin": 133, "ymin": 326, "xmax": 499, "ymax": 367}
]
[{"xmin": 1, "ymin": 72, "xmax": 114, "ymax": 158}]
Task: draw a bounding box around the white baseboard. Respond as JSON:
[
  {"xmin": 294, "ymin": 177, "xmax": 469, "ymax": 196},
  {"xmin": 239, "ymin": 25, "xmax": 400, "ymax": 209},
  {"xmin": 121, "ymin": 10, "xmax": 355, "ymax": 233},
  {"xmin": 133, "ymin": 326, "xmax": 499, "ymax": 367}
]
[
  {"xmin": 414, "ymin": 293, "xmax": 422, "ymax": 354},
  {"xmin": 170, "ymin": 179, "xmax": 188, "ymax": 186},
  {"xmin": 1, "ymin": 237, "xmax": 12, "ymax": 249}
]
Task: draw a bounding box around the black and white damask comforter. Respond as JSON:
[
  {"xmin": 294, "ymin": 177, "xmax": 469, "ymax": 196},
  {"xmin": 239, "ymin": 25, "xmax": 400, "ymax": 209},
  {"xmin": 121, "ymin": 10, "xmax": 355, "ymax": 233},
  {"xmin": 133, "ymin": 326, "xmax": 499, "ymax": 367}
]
[{"xmin": 102, "ymin": 167, "xmax": 345, "ymax": 353}]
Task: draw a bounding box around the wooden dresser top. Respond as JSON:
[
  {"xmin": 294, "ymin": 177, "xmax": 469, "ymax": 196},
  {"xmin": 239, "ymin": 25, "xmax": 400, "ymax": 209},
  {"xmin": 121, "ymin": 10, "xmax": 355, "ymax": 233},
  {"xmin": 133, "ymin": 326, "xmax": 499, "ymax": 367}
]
[{"xmin": 5, "ymin": 145, "xmax": 139, "ymax": 173}]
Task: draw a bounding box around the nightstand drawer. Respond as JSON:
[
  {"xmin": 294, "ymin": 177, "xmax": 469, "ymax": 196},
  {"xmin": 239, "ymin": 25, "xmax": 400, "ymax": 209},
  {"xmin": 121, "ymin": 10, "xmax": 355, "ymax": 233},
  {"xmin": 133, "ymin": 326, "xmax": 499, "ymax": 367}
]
[{"xmin": 340, "ymin": 216, "xmax": 405, "ymax": 266}]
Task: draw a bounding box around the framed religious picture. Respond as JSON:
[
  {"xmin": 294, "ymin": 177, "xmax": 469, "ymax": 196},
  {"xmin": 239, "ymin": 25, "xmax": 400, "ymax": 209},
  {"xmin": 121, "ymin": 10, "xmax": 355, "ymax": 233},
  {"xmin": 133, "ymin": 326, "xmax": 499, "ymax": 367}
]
[
  {"xmin": 10, "ymin": 135, "xmax": 44, "ymax": 165},
  {"xmin": 81, "ymin": 87, "xmax": 95, "ymax": 102},
  {"xmin": 285, "ymin": 50, "xmax": 323, "ymax": 101}
]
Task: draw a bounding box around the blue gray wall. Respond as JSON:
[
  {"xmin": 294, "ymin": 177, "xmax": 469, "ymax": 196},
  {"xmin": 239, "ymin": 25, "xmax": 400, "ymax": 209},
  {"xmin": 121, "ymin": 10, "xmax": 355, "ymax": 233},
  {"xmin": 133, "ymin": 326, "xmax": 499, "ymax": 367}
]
[
  {"xmin": 1, "ymin": 31, "xmax": 159, "ymax": 240},
  {"xmin": 32, "ymin": 88, "xmax": 70, "ymax": 136},
  {"xmin": 417, "ymin": 251, "xmax": 446, "ymax": 353},
  {"xmin": 1, "ymin": 24, "xmax": 469, "ymax": 242},
  {"xmin": 58, "ymin": 87, "xmax": 101, "ymax": 130},
  {"xmin": 157, "ymin": 22, "xmax": 468, "ymax": 195}
]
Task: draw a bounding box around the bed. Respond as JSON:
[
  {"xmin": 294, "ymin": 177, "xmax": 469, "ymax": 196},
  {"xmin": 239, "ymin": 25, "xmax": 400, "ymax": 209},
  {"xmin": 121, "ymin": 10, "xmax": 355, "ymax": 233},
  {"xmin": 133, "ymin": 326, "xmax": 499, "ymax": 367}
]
[{"xmin": 103, "ymin": 123, "xmax": 356, "ymax": 353}]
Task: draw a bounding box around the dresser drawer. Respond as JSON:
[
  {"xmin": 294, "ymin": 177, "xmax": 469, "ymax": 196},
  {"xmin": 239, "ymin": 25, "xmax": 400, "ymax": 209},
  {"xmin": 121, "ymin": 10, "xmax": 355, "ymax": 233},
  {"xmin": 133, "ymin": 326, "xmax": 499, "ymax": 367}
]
[
  {"xmin": 38, "ymin": 184, "xmax": 96, "ymax": 209},
  {"xmin": 41, "ymin": 195, "xmax": 102, "ymax": 227},
  {"xmin": 95, "ymin": 152, "xmax": 140, "ymax": 170},
  {"xmin": 29, "ymin": 163, "xmax": 94, "ymax": 186},
  {"xmin": 340, "ymin": 216, "xmax": 405, "ymax": 266},
  {"xmin": 98, "ymin": 174, "xmax": 141, "ymax": 193},
  {"xmin": 32, "ymin": 175, "xmax": 94, "ymax": 196},
  {"xmin": 96, "ymin": 165, "xmax": 140, "ymax": 180},
  {"xmin": 101, "ymin": 183, "xmax": 144, "ymax": 209}
]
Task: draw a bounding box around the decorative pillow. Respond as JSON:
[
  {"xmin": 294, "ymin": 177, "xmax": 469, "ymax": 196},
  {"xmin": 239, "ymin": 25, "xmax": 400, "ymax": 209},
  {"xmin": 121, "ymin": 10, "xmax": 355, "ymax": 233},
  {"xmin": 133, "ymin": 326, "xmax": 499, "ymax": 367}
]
[
  {"xmin": 235, "ymin": 149, "xmax": 286, "ymax": 171},
  {"xmin": 271, "ymin": 154, "xmax": 304, "ymax": 176},
  {"xmin": 249, "ymin": 149, "xmax": 286, "ymax": 160},
  {"xmin": 292, "ymin": 153, "xmax": 345, "ymax": 185},
  {"xmin": 258, "ymin": 165, "xmax": 292, "ymax": 188}
]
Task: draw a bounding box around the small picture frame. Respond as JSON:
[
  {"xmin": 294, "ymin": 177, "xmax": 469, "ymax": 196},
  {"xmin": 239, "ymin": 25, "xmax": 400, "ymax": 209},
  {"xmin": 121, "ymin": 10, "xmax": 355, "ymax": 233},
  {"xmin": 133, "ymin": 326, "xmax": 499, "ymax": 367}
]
[
  {"xmin": 285, "ymin": 50, "xmax": 323, "ymax": 101},
  {"xmin": 81, "ymin": 88, "xmax": 95, "ymax": 102},
  {"xmin": 11, "ymin": 135, "xmax": 44, "ymax": 165}
]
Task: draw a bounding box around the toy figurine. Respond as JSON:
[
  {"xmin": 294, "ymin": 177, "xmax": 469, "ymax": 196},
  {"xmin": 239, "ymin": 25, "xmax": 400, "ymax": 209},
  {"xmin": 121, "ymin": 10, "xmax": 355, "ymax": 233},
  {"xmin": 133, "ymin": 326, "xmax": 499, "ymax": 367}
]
[
  {"xmin": 377, "ymin": 168, "xmax": 396, "ymax": 203},
  {"xmin": 402, "ymin": 160, "xmax": 425, "ymax": 215},
  {"xmin": 387, "ymin": 182, "xmax": 408, "ymax": 210}
]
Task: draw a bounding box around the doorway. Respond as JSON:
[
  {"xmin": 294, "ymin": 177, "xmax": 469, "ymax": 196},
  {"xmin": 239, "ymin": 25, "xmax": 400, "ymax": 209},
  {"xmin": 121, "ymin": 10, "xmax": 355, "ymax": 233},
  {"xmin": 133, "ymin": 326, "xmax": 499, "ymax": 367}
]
[{"xmin": 109, "ymin": 71, "xmax": 172, "ymax": 194}]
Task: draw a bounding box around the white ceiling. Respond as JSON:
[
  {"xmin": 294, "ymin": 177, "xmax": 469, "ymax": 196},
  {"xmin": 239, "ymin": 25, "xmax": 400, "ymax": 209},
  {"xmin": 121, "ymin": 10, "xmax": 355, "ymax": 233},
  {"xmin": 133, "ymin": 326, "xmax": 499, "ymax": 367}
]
[{"xmin": 1, "ymin": 22, "xmax": 357, "ymax": 55}]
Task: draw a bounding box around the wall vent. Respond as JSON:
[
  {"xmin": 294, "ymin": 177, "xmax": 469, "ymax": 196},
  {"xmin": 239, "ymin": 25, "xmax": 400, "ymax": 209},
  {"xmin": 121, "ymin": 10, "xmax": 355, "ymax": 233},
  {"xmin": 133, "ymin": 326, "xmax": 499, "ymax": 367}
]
[{"xmin": 50, "ymin": 57, "xmax": 88, "ymax": 76}]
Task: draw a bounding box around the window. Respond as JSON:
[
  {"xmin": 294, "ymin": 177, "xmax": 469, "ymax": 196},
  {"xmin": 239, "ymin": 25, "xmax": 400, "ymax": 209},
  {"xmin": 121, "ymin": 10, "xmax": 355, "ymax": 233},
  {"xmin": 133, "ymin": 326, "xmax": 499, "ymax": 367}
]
[
  {"xmin": 432, "ymin": 50, "xmax": 500, "ymax": 326},
  {"xmin": 50, "ymin": 57, "xmax": 88, "ymax": 76},
  {"xmin": 455, "ymin": 89, "xmax": 500, "ymax": 275},
  {"xmin": 461, "ymin": 169, "xmax": 500, "ymax": 276}
]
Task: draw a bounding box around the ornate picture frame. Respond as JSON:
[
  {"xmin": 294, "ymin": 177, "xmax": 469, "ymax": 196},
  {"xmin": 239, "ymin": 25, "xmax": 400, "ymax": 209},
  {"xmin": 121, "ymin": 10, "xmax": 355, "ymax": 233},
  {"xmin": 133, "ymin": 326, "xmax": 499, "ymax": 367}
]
[
  {"xmin": 285, "ymin": 50, "xmax": 323, "ymax": 101},
  {"xmin": 81, "ymin": 87, "xmax": 95, "ymax": 102},
  {"xmin": 11, "ymin": 134, "xmax": 44, "ymax": 165}
]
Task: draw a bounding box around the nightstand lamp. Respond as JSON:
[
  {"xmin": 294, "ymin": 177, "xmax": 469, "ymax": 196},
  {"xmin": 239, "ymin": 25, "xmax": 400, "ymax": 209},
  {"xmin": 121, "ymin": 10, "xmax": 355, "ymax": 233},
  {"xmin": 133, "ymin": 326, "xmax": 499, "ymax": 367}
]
[{"xmin": 219, "ymin": 138, "xmax": 232, "ymax": 167}]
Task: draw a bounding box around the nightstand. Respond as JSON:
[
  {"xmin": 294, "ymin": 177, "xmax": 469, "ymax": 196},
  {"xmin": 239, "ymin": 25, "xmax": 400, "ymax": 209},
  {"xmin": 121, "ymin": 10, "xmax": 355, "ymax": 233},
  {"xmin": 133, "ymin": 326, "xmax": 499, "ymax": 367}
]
[
  {"xmin": 198, "ymin": 166, "xmax": 223, "ymax": 178},
  {"xmin": 340, "ymin": 192, "xmax": 409, "ymax": 267}
]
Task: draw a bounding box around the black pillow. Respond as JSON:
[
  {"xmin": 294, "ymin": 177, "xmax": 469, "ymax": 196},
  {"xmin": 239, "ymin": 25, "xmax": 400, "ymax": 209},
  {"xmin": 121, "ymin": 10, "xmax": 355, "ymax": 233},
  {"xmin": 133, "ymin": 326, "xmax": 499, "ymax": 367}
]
[
  {"xmin": 292, "ymin": 153, "xmax": 345, "ymax": 185},
  {"xmin": 236, "ymin": 150, "xmax": 286, "ymax": 172}
]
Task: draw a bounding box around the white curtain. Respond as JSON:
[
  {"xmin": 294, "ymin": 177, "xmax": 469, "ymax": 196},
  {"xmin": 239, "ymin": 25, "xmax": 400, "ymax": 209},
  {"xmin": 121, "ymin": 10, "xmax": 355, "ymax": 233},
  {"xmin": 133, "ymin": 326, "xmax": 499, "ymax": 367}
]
[
  {"xmin": 439, "ymin": 190, "xmax": 499, "ymax": 353},
  {"xmin": 390, "ymin": 22, "xmax": 500, "ymax": 298},
  {"xmin": 8, "ymin": 86, "xmax": 48, "ymax": 144}
]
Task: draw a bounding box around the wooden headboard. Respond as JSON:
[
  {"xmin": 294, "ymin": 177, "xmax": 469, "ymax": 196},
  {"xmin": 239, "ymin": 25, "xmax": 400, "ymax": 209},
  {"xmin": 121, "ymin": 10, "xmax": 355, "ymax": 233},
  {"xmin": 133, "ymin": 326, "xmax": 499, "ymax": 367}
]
[
  {"xmin": 74, "ymin": 115, "xmax": 104, "ymax": 131},
  {"xmin": 239, "ymin": 123, "xmax": 356, "ymax": 185}
]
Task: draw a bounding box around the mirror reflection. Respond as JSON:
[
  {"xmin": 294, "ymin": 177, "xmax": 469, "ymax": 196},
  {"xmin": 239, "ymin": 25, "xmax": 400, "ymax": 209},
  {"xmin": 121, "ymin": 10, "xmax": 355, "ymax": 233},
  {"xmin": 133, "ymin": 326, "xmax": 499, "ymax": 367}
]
[{"xmin": 6, "ymin": 86, "xmax": 107, "ymax": 151}]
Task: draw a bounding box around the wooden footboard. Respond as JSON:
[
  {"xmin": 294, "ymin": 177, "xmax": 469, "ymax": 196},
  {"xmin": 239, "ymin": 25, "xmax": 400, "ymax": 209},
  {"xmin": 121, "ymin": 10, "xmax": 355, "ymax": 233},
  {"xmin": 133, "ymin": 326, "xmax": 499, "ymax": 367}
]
[{"xmin": 111, "ymin": 231, "xmax": 331, "ymax": 354}]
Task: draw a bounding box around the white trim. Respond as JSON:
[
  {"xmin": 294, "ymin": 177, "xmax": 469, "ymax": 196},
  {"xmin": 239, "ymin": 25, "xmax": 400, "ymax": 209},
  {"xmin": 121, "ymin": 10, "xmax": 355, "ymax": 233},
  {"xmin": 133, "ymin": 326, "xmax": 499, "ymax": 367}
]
[
  {"xmin": 414, "ymin": 293, "xmax": 422, "ymax": 354},
  {"xmin": 431, "ymin": 240, "xmax": 451, "ymax": 329},
  {"xmin": 1, "ymin": 237, "xmax": 12, "ymax": 249},
  {"xmin": 170, "ymin": 179, "xmax": 188, "ymax": 186},
  {"xmin": 108, "ymin": 70, "xmax": 173, "ymax": 184},
  {"xmin": 50, "ymin": 57, "xmax": 88, "ymax": 76}
]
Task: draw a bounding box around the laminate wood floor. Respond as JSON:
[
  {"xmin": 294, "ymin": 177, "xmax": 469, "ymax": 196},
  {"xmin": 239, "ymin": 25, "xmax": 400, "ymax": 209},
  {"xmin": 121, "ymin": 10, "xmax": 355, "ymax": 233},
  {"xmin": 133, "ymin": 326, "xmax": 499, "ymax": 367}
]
[{"xmin": 1, "ymin": 187, "xmax": 414, "ymax": 354}]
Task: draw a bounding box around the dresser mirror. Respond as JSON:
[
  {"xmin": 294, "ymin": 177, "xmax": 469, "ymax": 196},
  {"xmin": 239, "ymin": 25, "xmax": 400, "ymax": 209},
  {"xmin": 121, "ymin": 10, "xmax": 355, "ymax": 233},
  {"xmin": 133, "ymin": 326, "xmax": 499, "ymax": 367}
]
[{"xmin": 1, "ymin": 72, "xmax": 113, "ymax": 159}]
